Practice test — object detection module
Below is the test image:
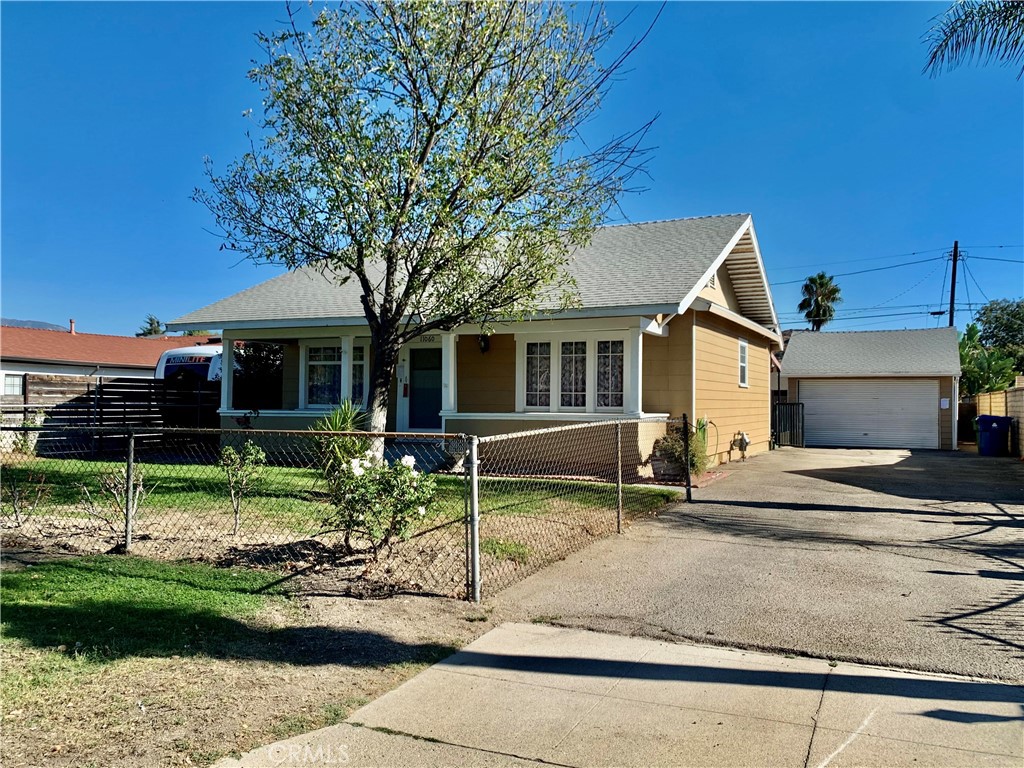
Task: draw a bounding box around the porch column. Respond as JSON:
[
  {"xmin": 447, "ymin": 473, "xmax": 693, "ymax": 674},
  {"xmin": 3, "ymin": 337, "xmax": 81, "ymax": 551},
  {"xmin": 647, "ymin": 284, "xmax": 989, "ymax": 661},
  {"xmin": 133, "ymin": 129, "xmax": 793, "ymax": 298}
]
[
  {"xmin": 441, "ymin": 332, "xmax": 458, "ymax": 413},
  {"xmin": 221, "ymin": 335, "xmax": 234, "ymax": 411},
  {"xmin": 625, "ymin": 328, "xmax": 643, "ymax": 415},
  {"xmin": 340, "ymin": 336, "xmax": 353, "ymax": 404}
]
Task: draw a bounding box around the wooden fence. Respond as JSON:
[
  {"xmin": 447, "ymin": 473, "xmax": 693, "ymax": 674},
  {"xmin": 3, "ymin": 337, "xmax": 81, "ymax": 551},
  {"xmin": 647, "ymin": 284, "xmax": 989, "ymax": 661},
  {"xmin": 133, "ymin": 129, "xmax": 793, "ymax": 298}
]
[
  {"xmin": 964, "ymin": 387, "xmax": 1024, "ymax": 457},
  {"xmin": 1, "ymin": 374, "xmax": 219, "ymax": 454}
]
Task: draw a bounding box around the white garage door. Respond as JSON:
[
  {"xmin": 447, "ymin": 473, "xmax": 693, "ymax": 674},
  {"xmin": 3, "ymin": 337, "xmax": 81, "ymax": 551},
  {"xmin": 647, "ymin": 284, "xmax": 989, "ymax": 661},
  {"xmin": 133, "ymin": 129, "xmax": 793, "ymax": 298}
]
[{"xmin": 800, "ymin": 379, "xmax": 939, "ymax": 449}]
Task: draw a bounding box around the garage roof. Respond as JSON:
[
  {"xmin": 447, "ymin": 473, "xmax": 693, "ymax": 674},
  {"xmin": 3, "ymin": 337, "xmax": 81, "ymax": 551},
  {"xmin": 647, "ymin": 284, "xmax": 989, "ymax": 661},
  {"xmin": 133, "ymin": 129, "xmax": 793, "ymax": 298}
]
[{"xmin": 782, "ymin": 328, "xmax": 961, "ymax": 377}]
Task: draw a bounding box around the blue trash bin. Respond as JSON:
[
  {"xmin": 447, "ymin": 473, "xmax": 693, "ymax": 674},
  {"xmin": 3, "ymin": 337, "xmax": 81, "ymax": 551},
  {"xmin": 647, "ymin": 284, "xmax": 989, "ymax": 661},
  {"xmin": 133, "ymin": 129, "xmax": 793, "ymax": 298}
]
[{"xmin": 976, "ymin": 415, "xmax": 1012, "ymax": 457}]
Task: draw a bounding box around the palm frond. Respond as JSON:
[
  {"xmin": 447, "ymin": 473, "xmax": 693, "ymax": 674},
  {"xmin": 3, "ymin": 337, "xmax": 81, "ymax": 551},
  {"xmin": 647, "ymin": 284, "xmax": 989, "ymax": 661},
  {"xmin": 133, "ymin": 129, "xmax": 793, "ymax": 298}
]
[{"xmin": 924, "ymin": 1, "xmax": 1024, "ymax": 79}]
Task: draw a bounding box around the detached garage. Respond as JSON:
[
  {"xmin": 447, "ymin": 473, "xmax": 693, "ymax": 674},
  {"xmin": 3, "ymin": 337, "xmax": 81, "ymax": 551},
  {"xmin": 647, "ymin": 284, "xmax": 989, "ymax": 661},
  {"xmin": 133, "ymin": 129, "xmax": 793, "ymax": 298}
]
[{"xmin": 783, "ymin": 328, "xmax": 961, "ymax": 450}]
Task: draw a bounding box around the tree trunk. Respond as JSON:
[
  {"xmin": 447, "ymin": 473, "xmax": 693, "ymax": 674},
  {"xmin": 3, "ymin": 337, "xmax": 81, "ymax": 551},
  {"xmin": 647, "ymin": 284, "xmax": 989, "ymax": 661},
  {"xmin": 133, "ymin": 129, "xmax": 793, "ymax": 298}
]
[{"xmin": 365, "ymin": 334, "xmax": 400, "ymax": 435}]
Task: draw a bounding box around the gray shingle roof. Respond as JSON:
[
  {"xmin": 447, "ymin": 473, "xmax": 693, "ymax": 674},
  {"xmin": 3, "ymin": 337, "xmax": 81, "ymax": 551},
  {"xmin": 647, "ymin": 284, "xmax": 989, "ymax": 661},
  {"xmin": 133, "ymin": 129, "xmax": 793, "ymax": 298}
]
[
  {"xmin": 170, "ymin": 214, "xmax": 752, "ymax": 328},
  {"xmin": 782, "ymin": 328, "xmax": 961, "ymax": 377}
]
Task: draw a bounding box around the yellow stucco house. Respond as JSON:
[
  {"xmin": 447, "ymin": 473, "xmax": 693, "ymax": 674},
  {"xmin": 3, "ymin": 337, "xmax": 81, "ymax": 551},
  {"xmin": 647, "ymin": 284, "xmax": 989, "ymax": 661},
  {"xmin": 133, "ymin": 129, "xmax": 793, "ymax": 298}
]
[{"xmin": 169, "ymin": 213, "xmax": 783, "ymax": 464}]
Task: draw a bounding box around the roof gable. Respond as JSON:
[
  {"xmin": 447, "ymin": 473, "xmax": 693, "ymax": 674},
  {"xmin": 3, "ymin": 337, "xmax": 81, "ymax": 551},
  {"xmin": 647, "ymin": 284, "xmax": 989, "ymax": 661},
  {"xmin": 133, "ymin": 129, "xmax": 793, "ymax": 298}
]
[
  {"xmin": 782, "ymin": 328, "xmax": 961, "ymax": 377},
  {"xmin": 169, "ymin": 214, "xmax": 778, "ymax": 332}
]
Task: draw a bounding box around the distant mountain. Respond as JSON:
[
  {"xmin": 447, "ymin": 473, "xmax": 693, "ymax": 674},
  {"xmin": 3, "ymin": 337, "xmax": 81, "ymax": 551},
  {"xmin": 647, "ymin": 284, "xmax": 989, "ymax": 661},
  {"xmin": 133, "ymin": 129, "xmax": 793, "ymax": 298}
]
[{"xmin": 1, "ymin": 318, "xmax": 69, "ymax": 331}]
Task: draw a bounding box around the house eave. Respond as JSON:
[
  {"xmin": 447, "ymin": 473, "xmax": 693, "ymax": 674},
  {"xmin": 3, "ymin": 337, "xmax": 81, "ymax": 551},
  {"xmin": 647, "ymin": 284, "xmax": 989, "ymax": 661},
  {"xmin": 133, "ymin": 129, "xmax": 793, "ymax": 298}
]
[
  {"xmin": 167, "ymin": 303, "xmax": 684, "ymax": 334},
  {"xmin": 0, "ymin": 355, "xmax": 154, "ymax": 370},
  {"xmin": 785, "ymin": 371, "xmax": 962, "ymax": 378}
]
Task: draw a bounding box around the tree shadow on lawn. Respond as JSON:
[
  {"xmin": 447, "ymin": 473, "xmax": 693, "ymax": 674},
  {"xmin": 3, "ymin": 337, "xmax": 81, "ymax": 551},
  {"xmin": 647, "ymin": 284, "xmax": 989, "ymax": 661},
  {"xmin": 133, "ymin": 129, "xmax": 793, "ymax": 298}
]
[{"xmin": 2, "ymin": 600, "xmax": 458, "ymax": 668}]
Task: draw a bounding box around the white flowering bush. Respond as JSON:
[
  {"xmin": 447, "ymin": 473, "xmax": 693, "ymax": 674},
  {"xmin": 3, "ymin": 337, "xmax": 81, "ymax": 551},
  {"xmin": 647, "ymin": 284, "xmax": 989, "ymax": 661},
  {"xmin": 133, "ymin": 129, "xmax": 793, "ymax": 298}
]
[{"xmin": 327, "ymin": 453, "xmax": 436, "ymax": 560}]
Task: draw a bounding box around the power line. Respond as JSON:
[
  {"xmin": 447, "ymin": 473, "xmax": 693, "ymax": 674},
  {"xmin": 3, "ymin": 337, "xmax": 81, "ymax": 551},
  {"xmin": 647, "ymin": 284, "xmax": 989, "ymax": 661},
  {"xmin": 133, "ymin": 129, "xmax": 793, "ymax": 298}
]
[
  {"xmin": 961, "ymin": 244, "xmax": 1024, "ymax": 249},
  {"xmin": 770, "ymin": 256, "xmax": 945, "ymax": 286},
  {"xmin": 777, "ymin": 302, "xmax": 976, "ymax": 318},
  {"xmin": 771, "ymin": 247, "xmax": 951, "ymax": 272},
  {"xmin": 962, "ymin": 260, "xmax": 991, "ymax": 304},
  {"xmin": 967, "ymin": 256, "xmax": 1024, "ymax": 264},
  {"xmin": 936, "ymin": 253, "xmax": 950, "ymax": 328}
]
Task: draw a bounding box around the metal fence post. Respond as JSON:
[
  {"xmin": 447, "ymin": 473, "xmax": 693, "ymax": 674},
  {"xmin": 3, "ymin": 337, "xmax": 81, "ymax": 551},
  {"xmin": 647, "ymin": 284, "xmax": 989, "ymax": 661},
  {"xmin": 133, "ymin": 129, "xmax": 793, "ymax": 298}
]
[
  {"xmin": 682, "ymin": 414, "xmax": 693, "ymax": 503},
  {"xmin": 615, "ymin": 422, "xmax": 623, "ymax": 534},
  {"xmin": 468, "ymin": 435, "xmax": 481, "ymax": 603},
  {"xmin": 124, "ymin": 430, "xmax": 134, "ymax": 552}
]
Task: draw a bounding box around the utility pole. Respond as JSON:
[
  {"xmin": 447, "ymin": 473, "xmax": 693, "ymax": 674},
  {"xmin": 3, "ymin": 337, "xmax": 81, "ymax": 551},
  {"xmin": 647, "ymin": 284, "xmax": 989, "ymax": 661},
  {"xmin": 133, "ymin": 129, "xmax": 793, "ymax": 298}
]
[{"xmin": 948, "ymin": 240, "xmax": 959, "ymax": 327}]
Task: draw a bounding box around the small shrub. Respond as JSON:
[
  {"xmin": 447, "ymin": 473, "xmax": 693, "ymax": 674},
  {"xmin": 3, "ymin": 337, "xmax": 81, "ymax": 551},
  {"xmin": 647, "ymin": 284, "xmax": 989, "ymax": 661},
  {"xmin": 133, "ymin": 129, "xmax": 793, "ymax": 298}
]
[
  {"xmin": 1, "ymin": 468, "xmax": 49, "ymax": 527},
  {"xmin": 13, "ymin": 411, "xmax": 45, "ymax": 456},
  {"xmin": 325, "ymin": 453, "xmax": 436, "ymax": 560},
  {"xmin": 81, "ymin": 465, "xmax": 150, "ymax": 539},
  {"xmin": 655, "ymin": 425, "xmax": 710, "ymax": 478},
  {"xmin": 219, "ymin": 440, "xmax": 267, "ymax": 535},
  {"xmin": 480, "ymin": 537, "xmax": 530, "ymax": 565},
  {"xmin": 311, "ymin": 401, "xmax": 371, "ymax": 489}
]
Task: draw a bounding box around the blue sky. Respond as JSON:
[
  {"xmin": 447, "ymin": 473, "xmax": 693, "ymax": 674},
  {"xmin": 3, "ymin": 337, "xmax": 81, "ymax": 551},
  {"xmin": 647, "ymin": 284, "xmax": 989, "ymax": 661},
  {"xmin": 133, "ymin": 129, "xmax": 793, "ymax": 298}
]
[{"xmin": 2, "ymin": 1, "xmax": 1021, "ymax": 336}]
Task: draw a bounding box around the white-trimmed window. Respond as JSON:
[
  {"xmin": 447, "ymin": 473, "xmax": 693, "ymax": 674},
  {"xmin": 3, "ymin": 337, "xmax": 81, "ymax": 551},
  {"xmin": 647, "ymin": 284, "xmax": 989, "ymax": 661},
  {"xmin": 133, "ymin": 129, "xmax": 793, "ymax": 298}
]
[
  {"xmin": 518, "ymin": 332, "xmax": 631, "ymax": 413},
  {"xmin": 525, "ymin": 342, "xmax": 551, "ymax": 408},
  {"xmin": 4, "ymin": 374, "xmax": 23, "ymax": 397},
  {"xmin": 560, "ymin": 341, "xmax": 587, "ymax": 408},
  {"xmin": 351, "ymin": 345, "xmax": 367, "ymax": 406},
  {"xmin": 307, "ymin": 345, "xmax": 343, "ymax": 406},
  {"xmin": 738, "ymin": 339, "xmax": 749, "ymax": 388},
  {"xmin": 596, "ymin": 340, "xmax": 624, "ymax": 408}
]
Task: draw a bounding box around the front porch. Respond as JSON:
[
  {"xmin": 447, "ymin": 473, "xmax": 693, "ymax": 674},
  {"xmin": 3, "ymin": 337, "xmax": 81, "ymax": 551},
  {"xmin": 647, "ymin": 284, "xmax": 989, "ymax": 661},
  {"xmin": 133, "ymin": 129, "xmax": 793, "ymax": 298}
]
[{"xmin": 217, "ymin": 315, "xmax": 680, "ymax": 438}]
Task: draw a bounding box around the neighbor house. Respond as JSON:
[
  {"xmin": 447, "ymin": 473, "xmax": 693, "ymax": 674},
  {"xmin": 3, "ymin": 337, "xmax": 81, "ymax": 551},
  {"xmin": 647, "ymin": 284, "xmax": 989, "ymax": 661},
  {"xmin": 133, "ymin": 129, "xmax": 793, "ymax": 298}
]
[
  {"xmin": 0, "ymin": 322, "xmax": 213, "ymax": 392},
  {"xmin": 168, "ymin": 214, "xmax": 783, "ymax": 463},
  {"xmin": 782, "ymin": 328, "xmax": 961, "ymax": 450}
]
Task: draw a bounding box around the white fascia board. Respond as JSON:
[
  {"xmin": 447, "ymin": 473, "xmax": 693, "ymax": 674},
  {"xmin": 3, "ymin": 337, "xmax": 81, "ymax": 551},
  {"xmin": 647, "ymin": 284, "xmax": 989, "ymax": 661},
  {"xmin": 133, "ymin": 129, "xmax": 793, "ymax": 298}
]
[
  {"xmin": 166, "ymin": 316, "xmax": 371, "ymax": 332},
  {"xmin": 691, "ymin": 298, "xmax": 784, "ymax": 345},
  {"xmin": 170, "ymin": 303, "xmax": 681, "ymax": 335},
  {"xmin": 221, "ymin": 326, "xmax": 373, "ymax": 341},
  {"xmin": 439, "ymin": 411, "xmax": 670, "ymax": 422},
  {"xmin": 674, "ymin": 215, "xmax": 752, "ymax": 317},
  {"xmin": 785, "ymin": 372, "xmax": 962, "ymax": 378},
  {"xmin": 456, "ymin": 313, "xmax": 675, "ymax": 336}
]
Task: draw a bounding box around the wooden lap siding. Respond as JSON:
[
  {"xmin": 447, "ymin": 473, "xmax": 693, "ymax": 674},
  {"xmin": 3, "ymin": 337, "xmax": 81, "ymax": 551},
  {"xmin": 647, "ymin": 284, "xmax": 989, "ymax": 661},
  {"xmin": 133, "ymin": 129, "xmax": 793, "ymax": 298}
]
[
  {"xmin": 642, "ymin": 313, "xmax": 694, "ymax": 417},
  {"xmin": 694, "ymin": 314, "xmax": 771, "ymax": 461},
  {"xmin": 456, "ymin": 333, "xmax": 516, "ymax": 413}
]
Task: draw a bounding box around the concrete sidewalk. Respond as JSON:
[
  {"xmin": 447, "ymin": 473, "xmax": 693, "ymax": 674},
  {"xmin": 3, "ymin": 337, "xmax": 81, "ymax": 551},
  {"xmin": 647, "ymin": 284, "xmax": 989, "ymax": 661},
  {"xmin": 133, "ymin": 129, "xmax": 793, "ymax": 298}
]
[{"xmin": 219, "ymin": 623, "xmax": 1024, "ymax": 767}]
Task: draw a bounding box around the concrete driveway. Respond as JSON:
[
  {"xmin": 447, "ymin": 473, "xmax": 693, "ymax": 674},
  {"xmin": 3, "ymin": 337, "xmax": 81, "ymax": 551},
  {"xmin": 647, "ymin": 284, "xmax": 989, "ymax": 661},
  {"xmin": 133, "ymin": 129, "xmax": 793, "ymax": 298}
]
[{"xmin": 493, "ymin": 448, "xmax": 1024, "ymax": 683}]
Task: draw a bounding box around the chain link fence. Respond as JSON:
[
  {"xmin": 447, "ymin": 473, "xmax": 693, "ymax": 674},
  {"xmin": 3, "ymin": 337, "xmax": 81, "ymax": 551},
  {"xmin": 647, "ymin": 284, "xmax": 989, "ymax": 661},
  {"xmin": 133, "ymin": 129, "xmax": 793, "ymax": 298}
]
[
  {"xmin": 471, "ymin": 418, "xmax": 683, "ymax": 596},
  {"xmin": 1, "ymin": 419, "xmax": 685, "ymax": 599}
]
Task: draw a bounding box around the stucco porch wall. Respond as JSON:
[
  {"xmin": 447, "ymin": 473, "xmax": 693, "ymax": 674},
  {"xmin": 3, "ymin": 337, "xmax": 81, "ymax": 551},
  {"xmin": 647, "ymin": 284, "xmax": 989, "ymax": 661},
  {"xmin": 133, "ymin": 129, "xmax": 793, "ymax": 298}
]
[{"xmin": 694, "ymin": 312, "xmax": 771, "ymax": 463}]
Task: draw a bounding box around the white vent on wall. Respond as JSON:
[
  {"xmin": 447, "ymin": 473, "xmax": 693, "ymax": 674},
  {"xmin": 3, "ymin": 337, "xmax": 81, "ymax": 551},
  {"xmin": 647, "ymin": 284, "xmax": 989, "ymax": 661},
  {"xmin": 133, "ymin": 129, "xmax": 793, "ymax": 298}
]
[{"xmin": 707, "ymin": 273, "xmax": 716, "ymax": 289}]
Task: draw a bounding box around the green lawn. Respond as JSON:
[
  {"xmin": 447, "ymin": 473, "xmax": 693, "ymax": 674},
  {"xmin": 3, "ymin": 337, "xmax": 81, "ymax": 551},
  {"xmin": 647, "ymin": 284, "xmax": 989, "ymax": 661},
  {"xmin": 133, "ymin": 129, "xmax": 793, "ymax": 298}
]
[
  {"xmin": 1, "ymin": 555, "xmax": 287, "ymax": 666},
  {"xmin": 2, "ymin": 457, "xmax": 679, "ymax": 536}
]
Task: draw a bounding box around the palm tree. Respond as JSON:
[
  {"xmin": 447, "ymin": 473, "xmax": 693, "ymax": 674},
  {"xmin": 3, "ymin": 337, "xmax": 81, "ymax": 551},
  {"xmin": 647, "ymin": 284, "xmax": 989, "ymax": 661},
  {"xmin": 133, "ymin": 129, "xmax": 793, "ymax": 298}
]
[
  {"xmin": 924, "ymin": 1, "xmax": 1024, "ymax": 79},
  {"xmin": 798, "ymin": 272, "xmax": 842, "ymax": 331}
]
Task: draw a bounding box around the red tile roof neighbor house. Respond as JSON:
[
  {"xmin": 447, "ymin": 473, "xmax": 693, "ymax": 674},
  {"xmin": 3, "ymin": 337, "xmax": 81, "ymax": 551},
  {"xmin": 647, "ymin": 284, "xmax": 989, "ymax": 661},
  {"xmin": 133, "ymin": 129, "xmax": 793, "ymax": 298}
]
[{"xmin": 0, "ymin": 325, "xmax": 213, "ymax": 370}]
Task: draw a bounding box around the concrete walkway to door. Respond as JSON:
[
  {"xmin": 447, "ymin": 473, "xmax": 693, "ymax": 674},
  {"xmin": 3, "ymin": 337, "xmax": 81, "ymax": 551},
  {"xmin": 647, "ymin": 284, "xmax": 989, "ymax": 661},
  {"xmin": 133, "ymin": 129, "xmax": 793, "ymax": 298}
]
[{"xmin": 493, "ymin": 448, "xmax": 1024, "ymax": 682}]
